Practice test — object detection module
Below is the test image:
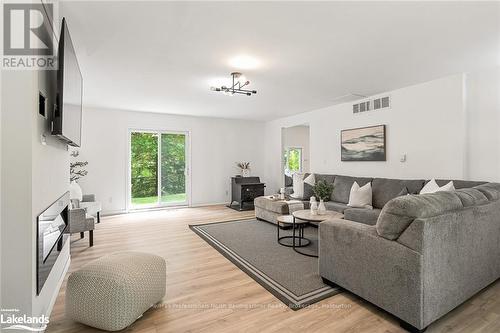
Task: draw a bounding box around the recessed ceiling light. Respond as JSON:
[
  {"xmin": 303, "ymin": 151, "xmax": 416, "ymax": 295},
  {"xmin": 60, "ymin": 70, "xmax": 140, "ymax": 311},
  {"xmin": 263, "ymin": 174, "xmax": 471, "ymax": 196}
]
[{"xmin": 228, "ymin": 55, "xmax": 260, "ymax": 70}]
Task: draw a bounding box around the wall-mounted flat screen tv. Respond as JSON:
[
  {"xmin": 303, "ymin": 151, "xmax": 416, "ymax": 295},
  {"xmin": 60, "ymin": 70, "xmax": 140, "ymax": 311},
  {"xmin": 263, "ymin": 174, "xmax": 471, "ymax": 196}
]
[{"xmin": 52, "ymin": 17, "xmax": 83, "ymax": 147}]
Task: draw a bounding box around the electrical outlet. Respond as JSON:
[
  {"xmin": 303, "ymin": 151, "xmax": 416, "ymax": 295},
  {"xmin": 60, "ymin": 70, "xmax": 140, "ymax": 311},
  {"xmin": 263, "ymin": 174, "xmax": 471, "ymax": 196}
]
[
  {"xmin": 108, "ymin": 197, "xmax": 113, "ymax": 203},
  {"xmin": 225, "ymin": 190, "xmax": 229, "ymax": 196}
]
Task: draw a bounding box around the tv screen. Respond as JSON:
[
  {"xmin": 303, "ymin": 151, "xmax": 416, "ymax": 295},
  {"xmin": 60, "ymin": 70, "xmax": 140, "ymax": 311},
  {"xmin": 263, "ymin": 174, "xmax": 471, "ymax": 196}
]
[{"xmin": 52, "ymin": 18, "xmax": 83, "ymax": 147}]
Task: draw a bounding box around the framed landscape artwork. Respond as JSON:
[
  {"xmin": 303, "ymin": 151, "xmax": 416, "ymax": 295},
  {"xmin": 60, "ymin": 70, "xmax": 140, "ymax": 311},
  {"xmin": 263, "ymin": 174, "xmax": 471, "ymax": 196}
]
[{"xmin": 341, "ymin": 125, "xmax": 386, "ymax": 161}]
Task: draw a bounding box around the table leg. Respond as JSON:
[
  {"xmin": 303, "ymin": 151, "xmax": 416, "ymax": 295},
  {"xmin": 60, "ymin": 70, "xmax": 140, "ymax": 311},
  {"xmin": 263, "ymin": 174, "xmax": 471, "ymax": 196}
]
[{"xmin": 293, "ymin": 216, "xmax": 296, "ymax": 249}]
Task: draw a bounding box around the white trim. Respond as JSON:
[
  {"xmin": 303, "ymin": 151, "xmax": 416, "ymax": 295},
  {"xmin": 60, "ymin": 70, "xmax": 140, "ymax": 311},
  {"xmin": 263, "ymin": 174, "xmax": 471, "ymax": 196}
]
[
  {"xmin": 126, "ymin": 128, "xmax": 192, "ymax": 212},
  {"xmin": 44, "ymin": 254, "xmax": 70, "ymax": 322}
]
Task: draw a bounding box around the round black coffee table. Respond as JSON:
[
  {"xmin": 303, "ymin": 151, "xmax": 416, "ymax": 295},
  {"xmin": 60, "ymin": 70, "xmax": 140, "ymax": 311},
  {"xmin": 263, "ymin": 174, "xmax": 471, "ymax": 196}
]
[{"xmin": 276, "ymin": 215, "xmax": 310, "ymax": 248}]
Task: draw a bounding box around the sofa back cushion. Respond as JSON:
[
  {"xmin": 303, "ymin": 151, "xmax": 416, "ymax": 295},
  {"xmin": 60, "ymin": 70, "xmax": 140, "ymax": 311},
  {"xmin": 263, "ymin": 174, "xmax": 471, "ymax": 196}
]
[
  {"xmin": 372, "ymin": 178, "xmax": 425, "ymax": 209},
  {"xmin": 332, "ymin": 175, "xmax": 372, "ymax": 204},
  {"xmin": 433, "ymin": 179, "xmax": 486, "ymax": 189},
  {"xmin": 376, "ymin": 191, "xmax": 464, "ymax": 240}
]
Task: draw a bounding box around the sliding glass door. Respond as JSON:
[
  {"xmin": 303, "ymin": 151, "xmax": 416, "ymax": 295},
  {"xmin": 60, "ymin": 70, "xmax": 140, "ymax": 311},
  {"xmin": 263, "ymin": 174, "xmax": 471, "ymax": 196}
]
[{"xmin": 130, "ymin": 130, "xmax": 189, "ymax": 209}]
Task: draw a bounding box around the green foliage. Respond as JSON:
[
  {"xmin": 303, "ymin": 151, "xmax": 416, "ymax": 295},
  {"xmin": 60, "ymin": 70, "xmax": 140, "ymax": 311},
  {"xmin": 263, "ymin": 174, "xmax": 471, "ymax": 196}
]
[
  {"xmin": 236, "ymin": 162, "xmax": 250, "ymax": 170},
  {"xmin": 313, "ymin": 180, "xmax": 334, "ymax": 201},
  {"xmin": 130, "ymin": 132, "xmax": 186, "ymax": 201},
  {"xmin": 284, "ymin": 148, "xmax": 301, "ymax": 172}
]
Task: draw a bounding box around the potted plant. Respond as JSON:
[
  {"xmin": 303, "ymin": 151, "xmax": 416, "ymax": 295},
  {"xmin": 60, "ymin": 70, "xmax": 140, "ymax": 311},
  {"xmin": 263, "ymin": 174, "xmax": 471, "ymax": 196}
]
[
  {"xmin": 236, "ymin": 162, "xmax": 251, "ymax": 177},
  {"xmin": 313, "ymin": 180, "xmax": 334, "ymax": 215}
]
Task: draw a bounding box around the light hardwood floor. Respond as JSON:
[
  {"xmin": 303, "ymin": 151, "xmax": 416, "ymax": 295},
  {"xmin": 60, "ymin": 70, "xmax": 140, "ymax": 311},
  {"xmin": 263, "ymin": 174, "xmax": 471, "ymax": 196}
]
[{"xmin": 47, "ymin": 205, "xmax": 500, "ymax": 333}]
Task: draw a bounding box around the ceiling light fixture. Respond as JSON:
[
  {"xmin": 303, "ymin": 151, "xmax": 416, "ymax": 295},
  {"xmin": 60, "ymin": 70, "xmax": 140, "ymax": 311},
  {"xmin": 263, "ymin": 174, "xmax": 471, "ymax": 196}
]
[{"xmin": 210, "ymin": 72, "xmax": 257, "ymax": 96}]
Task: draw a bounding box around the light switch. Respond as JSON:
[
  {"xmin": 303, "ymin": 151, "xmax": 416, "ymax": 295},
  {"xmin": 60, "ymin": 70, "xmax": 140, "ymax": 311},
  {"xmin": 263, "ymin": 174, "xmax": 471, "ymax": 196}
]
[{"xmin": 400, "ymin": 154, "xmax": 407, "ymax": 163}]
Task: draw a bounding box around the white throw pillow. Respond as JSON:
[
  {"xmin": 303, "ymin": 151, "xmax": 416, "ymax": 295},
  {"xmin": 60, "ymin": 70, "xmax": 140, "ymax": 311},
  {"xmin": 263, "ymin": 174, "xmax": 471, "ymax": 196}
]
[
  {"xmin": 347, "ymin": 181, "xmax": 373, "ymax": 209},
  {"xmin": 69, "ymin": 181, "xmax": 83, "ymax": 201},
  {"xmin": 304, "ymin": 173, "xmax": 316, "ymax": 186},
  {"xmin": 420, "ymin": 179, "xmax": 455, "ymax": 194},
  {"xmin": 290, "ymin": 173, "xmax": 305, "ymax": 199}
]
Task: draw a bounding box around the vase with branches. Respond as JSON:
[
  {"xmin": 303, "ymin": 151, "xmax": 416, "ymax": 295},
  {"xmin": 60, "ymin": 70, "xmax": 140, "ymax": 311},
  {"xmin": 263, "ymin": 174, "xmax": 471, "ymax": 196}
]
[
  {"xmin": 70, "ymin": 161, "xmax": 88, "ymax": 182},
  {"xmin": 236, "ymin": 162, "xmax": 251, "ymax": 177}
]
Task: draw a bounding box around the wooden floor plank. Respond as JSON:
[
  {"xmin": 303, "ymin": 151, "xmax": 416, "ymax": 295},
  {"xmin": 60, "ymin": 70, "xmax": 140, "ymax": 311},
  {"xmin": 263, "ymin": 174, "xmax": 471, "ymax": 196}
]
[{"xmin": 46, "ymin": 205, "xmax": 500, "ymax": 333}]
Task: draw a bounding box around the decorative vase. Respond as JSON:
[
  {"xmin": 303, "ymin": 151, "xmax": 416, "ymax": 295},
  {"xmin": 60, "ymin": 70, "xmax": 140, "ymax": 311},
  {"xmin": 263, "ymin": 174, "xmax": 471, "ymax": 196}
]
[
  {"xmin": 310, "ymin": 196, "xmax": 318, "ymax": 215},
  {"xmin": 318, "ymin": 199, "xmax": 326, "ymax": 215},
  {"xmin": 279, "ymin": 188, "xmax": 285, "ymax": 200},
  {"xmin": 242, "ymin": 169, "xmax": 250, "ymax": 177}
]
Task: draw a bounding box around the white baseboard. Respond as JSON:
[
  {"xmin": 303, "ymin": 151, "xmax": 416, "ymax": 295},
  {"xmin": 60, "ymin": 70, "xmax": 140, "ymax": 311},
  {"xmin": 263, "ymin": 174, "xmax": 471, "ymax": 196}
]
[{"xmin": 100, "ymin": 202, "xmax": 231, "ymax": 217}]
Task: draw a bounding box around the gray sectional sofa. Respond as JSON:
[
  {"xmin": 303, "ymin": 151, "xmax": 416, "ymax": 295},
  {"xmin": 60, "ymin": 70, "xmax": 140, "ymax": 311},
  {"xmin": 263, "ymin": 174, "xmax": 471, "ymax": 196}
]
[{"xmin": 256, "ymin": 174, "xmax": 500, "ymax": 331}]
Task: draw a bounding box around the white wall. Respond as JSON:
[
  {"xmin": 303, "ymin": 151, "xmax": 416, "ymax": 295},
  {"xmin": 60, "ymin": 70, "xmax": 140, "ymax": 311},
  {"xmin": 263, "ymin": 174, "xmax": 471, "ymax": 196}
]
[
  {"xmin": 282, "ymin": 125, "xmax": 310, "ymax": 172},
  {"xmin": 464, "ymin": 67, "xmax": 500, "ymax": 182},
  {"xmin": 264, "ymin": 74, "xmax": 467, "ymax": 193},
  {"xmin": 1, "ymin": 0, "xmax": 70, "ymax": 324},
  {"xmin": 76, "ymin": 107, "xmax": 265, "ymax": 214}
]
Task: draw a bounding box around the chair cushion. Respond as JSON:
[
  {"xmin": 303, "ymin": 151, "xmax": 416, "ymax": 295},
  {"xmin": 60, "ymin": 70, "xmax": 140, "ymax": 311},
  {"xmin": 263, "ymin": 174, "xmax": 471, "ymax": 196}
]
[
  {"xmin": 372, "ymin": 178, "xmax": 425, "ymax": 209},
  {"xmin": 324, "ymin": 201, "xmax": 348, "ymax": 213},
  {"xmin": 331, "ymin": 175, "xmax": 372, "ymax": 204},
  {"xmin": 80, "ymin": 201, "xmax": 102, "ymax": 217},
  {"xmin": 344, "ymin": 208, "xmax": 381, "ymax": 226}
]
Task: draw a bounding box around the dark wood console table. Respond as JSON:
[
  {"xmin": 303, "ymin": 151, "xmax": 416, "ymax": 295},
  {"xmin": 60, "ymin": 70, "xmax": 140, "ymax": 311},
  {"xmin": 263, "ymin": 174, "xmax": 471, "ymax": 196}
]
[{"xmin": 228, "ymin": 176, "xmax": 265, "ymax": 211}]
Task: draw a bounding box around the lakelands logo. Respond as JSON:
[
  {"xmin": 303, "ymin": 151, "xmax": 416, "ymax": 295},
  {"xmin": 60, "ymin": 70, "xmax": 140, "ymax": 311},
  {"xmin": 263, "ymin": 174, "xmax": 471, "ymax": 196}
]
[
  {"xmin": 2, "ymin": 3, "xmax": 57, "ymax": 70},
  {"xmin": 1, "ymin": 309, "xmax": 49, "ymax": 331}
]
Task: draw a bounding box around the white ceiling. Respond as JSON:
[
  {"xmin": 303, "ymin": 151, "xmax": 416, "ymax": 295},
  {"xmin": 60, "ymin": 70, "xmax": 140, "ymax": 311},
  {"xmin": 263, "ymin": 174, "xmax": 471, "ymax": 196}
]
[{"xmin": 60, "ymin": 1, "xmax": 499, "ymax": 121}]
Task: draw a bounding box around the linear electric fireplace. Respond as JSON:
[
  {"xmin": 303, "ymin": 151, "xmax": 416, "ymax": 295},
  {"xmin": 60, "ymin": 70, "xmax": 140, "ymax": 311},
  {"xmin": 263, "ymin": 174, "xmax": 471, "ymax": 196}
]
[{"xmin": 37, "ymin": 192, "xmax": 70, "ymax": 295}]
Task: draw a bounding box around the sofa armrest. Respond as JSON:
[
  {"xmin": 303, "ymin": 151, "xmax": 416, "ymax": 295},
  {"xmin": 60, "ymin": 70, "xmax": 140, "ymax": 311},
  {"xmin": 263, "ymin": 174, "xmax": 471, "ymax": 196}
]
[
  {"xmin": 82, "ymin": 194, "xmax": 95, "ymax": 202},
  {"xmin": 319, "ymin": 218, "xmax": 423, "ymax": 328}
]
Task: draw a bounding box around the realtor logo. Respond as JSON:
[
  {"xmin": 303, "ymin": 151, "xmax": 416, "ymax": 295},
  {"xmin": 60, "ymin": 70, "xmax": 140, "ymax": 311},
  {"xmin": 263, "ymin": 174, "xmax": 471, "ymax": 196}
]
[
  {"xmin": 2, "ymin": 3, "xmax": 56, "ymax": 69},
  {"xmin": 3, "ymin": 3, "xmax": 53, "ymax": 55}
]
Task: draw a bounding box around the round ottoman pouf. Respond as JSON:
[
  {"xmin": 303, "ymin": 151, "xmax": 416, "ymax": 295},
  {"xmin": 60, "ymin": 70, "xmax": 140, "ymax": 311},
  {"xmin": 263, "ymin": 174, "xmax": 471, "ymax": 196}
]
[{"xmin": 66, "ymin": 251, "xmax": 166, "ymax": 331}]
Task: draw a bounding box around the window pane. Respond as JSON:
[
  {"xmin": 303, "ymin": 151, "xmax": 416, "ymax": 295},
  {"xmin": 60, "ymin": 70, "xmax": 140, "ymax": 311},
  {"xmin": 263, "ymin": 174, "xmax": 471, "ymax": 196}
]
[
  {"xmin": 287, "ymin": 148, "xmax": 301, "ymax": 172},
  {"xmin": 131, "ymin": 132, "xmax": 158, "ymax": 206},
  {"xmin": 160, "ymin": 133, "xmax": 187, "ymax": 203}
]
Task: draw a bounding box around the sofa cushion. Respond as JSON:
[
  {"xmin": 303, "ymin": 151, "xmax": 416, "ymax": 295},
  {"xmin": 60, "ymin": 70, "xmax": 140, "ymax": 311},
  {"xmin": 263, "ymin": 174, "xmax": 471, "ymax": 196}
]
[
  {"xmin": 254, "ymin": 196, "xmax": 289, "ymax": 214},
  {"xmin": 454, "ymin": 188, "xmax": 489, "ymax": 207},
  {"xmin": 372, "ymin": 178, "xmax": 425, "ymax": 209},
  {"xmin": 376, "ymin": 191, "xmax": 463, "ymax": 240},
  {"xmin": 324, "ymin": 201, "xmax": 348, "ymax": 213},
  {"xmin": 332, "ymin": 175, "xmax": 372, "ymax": 204},
  {"xmin": 344, "ymin": 208, "xmax": 381, "ymax": 225},
  {"xmin": 474, "ymin": 183, "xmax": 500, "ymax": 201},
  {"xmin": 433, "ymin": 179, "xmax": 486, "ymax": 189}
]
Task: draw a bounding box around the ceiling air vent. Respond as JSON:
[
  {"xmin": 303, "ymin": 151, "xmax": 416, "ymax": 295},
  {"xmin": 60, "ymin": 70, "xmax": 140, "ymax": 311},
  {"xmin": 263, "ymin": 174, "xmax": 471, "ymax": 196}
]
[{"xmin": 353, "ymin": 96, "xmax": 390, "ymax": 114}]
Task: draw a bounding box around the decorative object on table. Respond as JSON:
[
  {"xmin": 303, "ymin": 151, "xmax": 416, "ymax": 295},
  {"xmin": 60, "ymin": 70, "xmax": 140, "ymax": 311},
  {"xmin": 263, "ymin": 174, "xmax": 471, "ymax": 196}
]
[
  {"xmin": 66, "ymin": 252, "xmax": 166, "ymax": 331},
  {"xmin": 279, "ymin": 187, "xmax": 285, "ymax": 200},
  {"xmin": 236, "ymin": 161, "xmax": 251, "ymax": 177},
  {"xmin": 228, "ymin": 176, "xmax": 265, "ymax": 211},
  {"xmin": 70, "ymin": 161, "xmax": 88, "ymax": 182},
  {"xmin": 310, "ymin": 196, "xmax": 318, "ymax": 215},
  {"xmin": 313, "ymin": 180, "xmax": 334, "ymax": 201},
  {"xmin": 318, "ymin": 199, "xmax": 326, "ymax": 215},
  {"xmin": 341, "ymin": 124, "xmax": 386, "ymax": 161}
]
